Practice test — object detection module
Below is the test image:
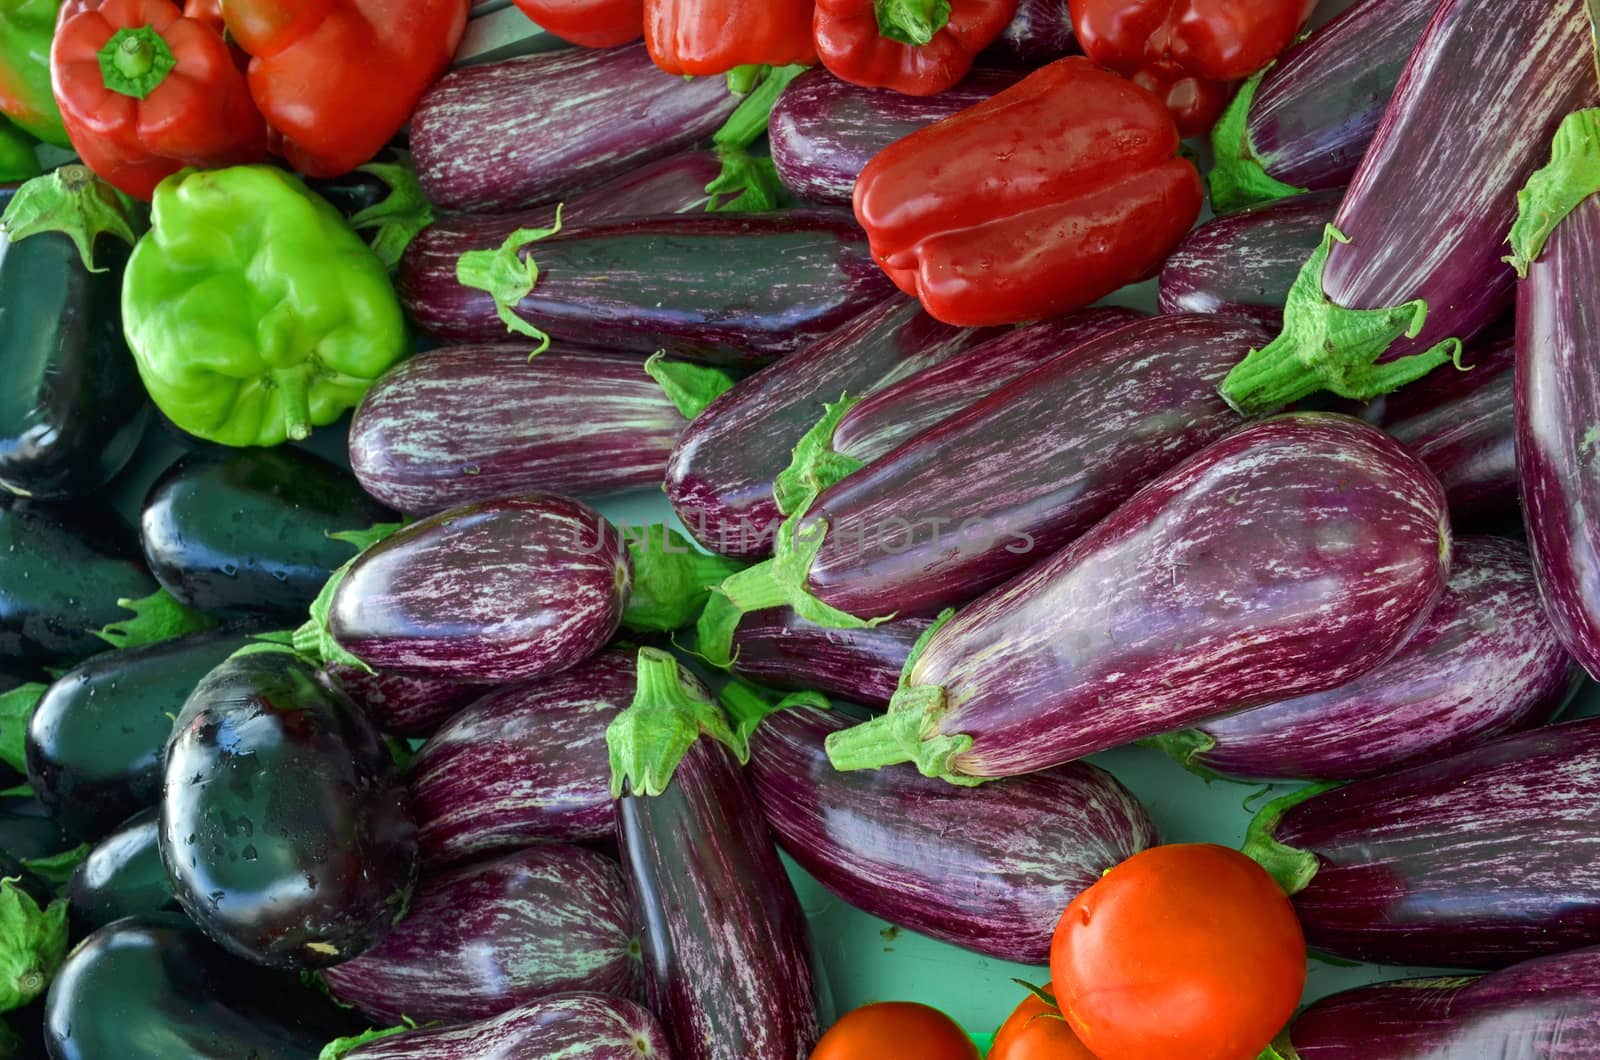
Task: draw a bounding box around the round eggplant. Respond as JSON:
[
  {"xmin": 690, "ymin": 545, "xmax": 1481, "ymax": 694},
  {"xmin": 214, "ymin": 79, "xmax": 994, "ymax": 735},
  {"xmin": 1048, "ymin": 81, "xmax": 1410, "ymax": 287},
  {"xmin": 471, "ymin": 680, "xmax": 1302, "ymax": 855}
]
[
  {"xmin": 160, "ymin": 650, "xmax": 419, "ymax": 970},
  {"xmin": 65, "ymin": 809, "xmax": 176, "ymax": 935}
]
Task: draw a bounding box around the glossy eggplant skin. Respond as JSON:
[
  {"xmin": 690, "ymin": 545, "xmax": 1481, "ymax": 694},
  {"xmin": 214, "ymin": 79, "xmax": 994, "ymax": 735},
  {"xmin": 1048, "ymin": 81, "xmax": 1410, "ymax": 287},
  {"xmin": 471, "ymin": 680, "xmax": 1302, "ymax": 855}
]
[
  {"xmin": 750, "ymin": 706, "xmax": 1156, "ymax": 962},
  {"xmin": 160, "ymin": 651, "xmax": 419, "ymax": 970},
  {"xmin": 321, "ymin": 845, "xmax": 639, "ymax": 1025},
  {"xmin": 139, "ymin": 447, "xmax": 396, "ymax": 622},
  {"xmin": 1158, "ymin": 190, "xmax": 1337, "ymax": 329},
  {"xmin": 26, "ymin": 629, "xmax": 257, "ymax": 842},
  {"xmin": 619, "ymin": 733, "xmax": 820, "ymax": 1060},
  {"xmin": 0, "ymin": 799, "xmax": 74, "ymax": 865},
  {"xmin": 399, "ymin": 210, "xmax": 895, "ymax": 368},
  {"xmin": 987, "ymin": 0, "xmax": 1076, "ymax": 65},
  {"xmin": 409, "ymin": 649, "xmax": 640, "ymax": 864},
  {"xmin": 340, "ymin": 993, "xmax": 672, "ymax": 1059},
  {"xmin": 0, "ymin": 212, "xmax": 148, "ymax": 501},
  {"xmin": 667, "ymin": 297, "xmax": 997, "ymax": 559},
  {"xmin": 1173, "ymin": 536, "xmax": 1577, "ymax": 781},
  {"xmin": 328, "ymin": 494, "xmax": 629, "ymax": 683},
  {"xmin": 43, "ymin": 914, "xmax": 361, "ymax": 1060},
  {"xmin": 324, "ymin": 663, "xmax": 486, "ymax": 740},
  {"xmin": 729, "ymin": 610, "xmax": 930, "ymax": 708},
  {"xmin": 65, "ymin": 808, "xmax": 177, "ymax": 934},
  {"xmin": 1518, "ymin": 197, "xmax": 1600, "ymax": 678},
  {"xmin": 0, "ymin": 501, "xmax": 159, "ymax": 669},
  {"xmin": 349, "ymin": 346, "xmax": 695, "ymax": 515},
  {"xmin": 1276, "ymin": 977, "xmax": 1468, "ymax": 1058},
  {"xmin": 1251, "ymin": 718, "xmax": 1600, "ymax": 968},
  {"xmin": 769, "ymin": 69, "xmax": 1020, "ymax": 205}
]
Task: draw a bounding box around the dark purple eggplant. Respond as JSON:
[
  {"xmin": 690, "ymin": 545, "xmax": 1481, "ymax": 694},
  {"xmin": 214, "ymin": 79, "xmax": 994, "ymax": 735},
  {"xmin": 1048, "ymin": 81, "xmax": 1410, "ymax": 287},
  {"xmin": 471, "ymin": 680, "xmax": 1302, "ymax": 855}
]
[
  {"xmin": 611, "ymin": 649, "xmax": 819, "ymax": 1059},
  {"xmin": 404, "ymin": 210, "xmax": 895, "ymax": 368},
  {"xmin": 324, "ymin": 664, "xmax": 487, "ymax": 740},
  {"xmin": 26, "ymin": 629, "xmax": 256, "ymax": 842},
  {"xmin": 768, "ymin": 68, "xmax": 1020, "ymax": 205},
  {"xmin": 64, "ymin": 808, "xmax": 176, "ymax": 934},
  {"xmin": 327, "ymin": 993, "xmax": 671, "ymax": 1059},
  {"xmin": 1243, "ymin": 717, "xmax": 1600, "ymax": 967},
  {"xmin": 667, "ymin": 296, "xmax": 997, "ymax": 558},
  {"xmin": 1157, "ymin": 189, "xmax": 1337, "ymax": 329},
  {"xmin": 986, "ymin": 0, "xmax": 1076, "ymax": 65},
  {"xmin": 160, "ymin": 649, "xmax": 419, "ymax": 970},
  {"xmin": 1216, "ymin": 0, "xmax": 1597, "ymax": 415},
  {"xmin": 409, "ymin": 649, "xmax": 648, "ymax": 863},
  {"xmin": 724, "ymin": 609, "xmax": 930, "ymax": 707},
  {"xmin": 1274, "ymin": 976, "xmax": 1470, "ymax": 1058},
  {"xmin": 742, "ymin": 695, "xmax": 1156, "ymax": 963},
  {"xmin": 701, "ymin": 315, "xmax": 1267, "ymax": 649},
  {"xmin": 409, "ymin": 44, "xmax": 737, "ymax": 212},
  {"xmin": 1207, "ymin": 0, "xmax": 1435, "ymax": 212},
  {"xmin": 348, "ymin": 346, "xmax": 732, "ymax": 515},
  {"xmin": 321, "ymin": 845, "xmax": 639, "ymax": 1025},
  {"xmin": 43, "ymin": 913, "xmax": 362, "ymax": 1060},
  {"xmin": 826, "ymin": 413, "xmax": 1450, "ymax": 783},
  {"xmin": 1154, "ymin": 536, "xmax": 1577, "ymax": 782}
]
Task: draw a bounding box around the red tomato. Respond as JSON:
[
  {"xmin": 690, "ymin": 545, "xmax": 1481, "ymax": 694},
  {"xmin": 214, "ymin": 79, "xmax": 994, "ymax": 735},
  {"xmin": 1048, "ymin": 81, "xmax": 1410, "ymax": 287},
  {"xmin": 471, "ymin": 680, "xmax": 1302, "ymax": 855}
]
[
  {"xmin": 990, "ymin": 985, "xmax": 1101, "ymax": 1059},
  {"xmin": 811, "ymin": 1002, "xmax": 980, "ymax": 1060},
  {"xmin": 1050, "ymin": 844, "xmax": 1306, "ymax": 1060}
]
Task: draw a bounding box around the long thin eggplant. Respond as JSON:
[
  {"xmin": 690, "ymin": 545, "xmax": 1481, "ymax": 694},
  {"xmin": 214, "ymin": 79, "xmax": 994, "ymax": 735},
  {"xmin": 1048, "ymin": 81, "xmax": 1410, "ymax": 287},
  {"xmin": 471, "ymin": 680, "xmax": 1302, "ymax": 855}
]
[
  {"xmin": 139, "ymin": 447, "xmax": 396, "ymax": 622},
  {"xmin": 43, "ymin": 914, "xmax": 362, "ymax": 1060},
  {"xmin": 610, "ymin": 649, "xmax": 820, "ymax": 1059},
  {"xmin": 987, "ymin": 1, "xmax": 1076, "ymax": 65},
  {"xmin": 1243, "ymin": 717, "xmax": 1600, "ymax": 967},
  {"xmin": 321, "ymin": 845, "xmax": 639, "ymax": 1025},
  {"xmin": 702, "ymin": 315, "xmax": 1267, "ymax": 647},
  {"xmin": 1216, "ymin": 0, "xmax": 1597, "ymax": 414},
  {"xmin": 768, "ymin": 69, "xmax": 1020, "ymax": 205},
  {"xmin": 64, "ymin": 808, "xmax": 176, "ymax": 934},
  {"xmin": 743, "ymin": 697, "xmax": 1156, "ymax": 963},
  {"xmin": 160, "ymin": 649, "xmax": 419, "ymax": 970},
  {"xmin": 827, "ymin": 413, "xmax": 1450, "ymax": 783},
  {"xmin": 324, "ymin": 664, "xmax": 487, "ymax": 739},
  {"xmin": 1158, "ymin": 189, "xmax": 1337, "ymax": 329},
  {"xmin": 1154, "ymin": 536, "xmax": 1577, "ymax": 782},
  {"xmin": 348, "ymin": 346, "xmax": 733, "ymax": 515},
  {"xmin": 327, "ymin": 993, "xmax": 671, "ymax": 1059},
  {"xmin": 725, "ymin": 609, "xmax": 930, "ymax": 707},
  {"xmin": 1207, "ymin": 0, "xmax": 1435, "ymax": 211},
  {"xmin": 409, "ymin": 44, "xmax": 737, "ymax": 212},
  {"xmin": 409, "ymin": 649, "xmax": 648, "ymax": 863},
  {"xmin": 406, "ymin": 210, "xmax": 895, "ymax": 367}
]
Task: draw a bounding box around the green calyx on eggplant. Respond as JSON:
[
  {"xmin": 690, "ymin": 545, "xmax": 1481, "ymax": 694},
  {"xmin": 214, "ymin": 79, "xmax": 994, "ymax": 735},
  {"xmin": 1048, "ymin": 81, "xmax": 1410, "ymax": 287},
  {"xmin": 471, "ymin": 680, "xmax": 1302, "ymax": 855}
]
[{"xmin": 0, "ymin": 875, "xmax": 64, "ymax": 1015}]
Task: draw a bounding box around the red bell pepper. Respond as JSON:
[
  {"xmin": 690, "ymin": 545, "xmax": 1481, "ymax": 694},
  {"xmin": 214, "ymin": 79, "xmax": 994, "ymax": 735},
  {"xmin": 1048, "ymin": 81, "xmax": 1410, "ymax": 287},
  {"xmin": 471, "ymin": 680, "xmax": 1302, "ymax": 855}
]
[
  {"xmin": 51, "ymin": 0, "xmax": 267, "ymax": 199},
  {"xmin": 645, "ymin": 0, "xmax": 818, "ymax": 77},
  {"xmin": 814, "ymin": 0, "xmax": 1018, "ymax": 96},
  {"xmin": 853, "ymin": 56, "xmax": 1201, "ymax": 327},
  {"xmin": 221, "ymin": 0, "xmax": 470, "ymax": 179},
  {"xmin": 512, "ymin": 0, "xmax": 643, "ymax": 47},
  {"xmin": 1068, "ymin": 0, "xmax": 1315, "ymax": 136}
]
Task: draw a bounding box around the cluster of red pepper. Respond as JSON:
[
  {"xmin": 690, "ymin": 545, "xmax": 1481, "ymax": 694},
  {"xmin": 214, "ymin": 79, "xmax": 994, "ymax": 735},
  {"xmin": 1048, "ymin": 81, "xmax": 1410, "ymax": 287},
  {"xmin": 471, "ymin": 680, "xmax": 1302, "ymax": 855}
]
[{"xmin": 47, "ymin": 0, "xmax": 469, "ymax": 199}]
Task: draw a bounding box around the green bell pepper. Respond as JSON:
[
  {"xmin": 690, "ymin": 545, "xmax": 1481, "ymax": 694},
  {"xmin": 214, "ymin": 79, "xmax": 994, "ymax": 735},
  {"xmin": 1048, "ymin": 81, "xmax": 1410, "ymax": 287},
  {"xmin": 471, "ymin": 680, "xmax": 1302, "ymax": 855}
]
[
  {"xmin": 122, "ymin": 165, "xmax": 409, "ymax": 447},
  {"xmin": 0, "ymin": 116, "xmax": 38, "ymax": 183},
  {"xmin": 0, "ymin": 0, "xmax": 68, "ymax": 147}
]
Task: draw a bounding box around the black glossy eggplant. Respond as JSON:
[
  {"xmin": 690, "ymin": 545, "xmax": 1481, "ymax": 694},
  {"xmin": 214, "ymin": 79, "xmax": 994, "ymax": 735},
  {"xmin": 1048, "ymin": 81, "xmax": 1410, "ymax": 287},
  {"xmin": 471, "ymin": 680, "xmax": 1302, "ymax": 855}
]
[
  {"xmin": 26, "ymin": 630, "xmax": 255, "ymax": 842},
  {"xmin": 64, "ymin": 808, "xmax": 175, "ymax": 935},
  {"xmin": 43, "ymin": 913, "xmax": 362, "ymax": 1060},
  {"xmin": 0, "ymin": 800, "xmax": 75, "ymax": 870},
  {"xmin": 140, "ymin": 447, "xmax": 397, "ymax": 623},
  {"xmin": 0, "ymin": 167, "xmax": 149, "ymax": 500},
  {"xmin": 160, "ymin": 649, "xmax": 419, "ymax": 970}
]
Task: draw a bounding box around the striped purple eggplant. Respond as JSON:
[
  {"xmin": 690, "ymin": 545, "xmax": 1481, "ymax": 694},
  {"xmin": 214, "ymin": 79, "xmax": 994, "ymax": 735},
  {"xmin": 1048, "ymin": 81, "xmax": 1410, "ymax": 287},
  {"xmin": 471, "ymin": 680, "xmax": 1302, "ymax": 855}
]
[
  {"xmin": 743, "ymin": 697, "xmax": 1156, "ymax": 962},
  {"xmin": 700, "ymin": 315, "xmax": 1267, "ymax": 651},
  {"xmin": 403, "ymin": 210, "xmax": 895, "ymax": 367},
  {"xmin": 1511, "ymin": 111, "xmax": 1600, "ymax": 679},
  {"xmin": 1207, "ymin": 0, "xmax": 1434, "ymax": 212},
  {"xmin": 1153, "ymin": 536, "xmax": 1578, "ymax": 782},
  {"xmin": 987, "ymin": 0, "xmax": 1077, "ymax": 65},
  {"xmin": 666, "ymin": 296, "xmax": 996, "ymax": 559},
  {"xmin": 321, "ymin": 845, "xmax": 639, "ymax": 1024},
  {"xmin": 1279, "ymin": 949, "xmax": 1600, "ymax": 1058},
  {"xmin": 324, "ymin": 664, "xmax": 487, "ymax": 739},
  {"xmin": 826, "ymin": 413, "xmax": 1451, "ymax": 783},
  {"xmin": 409, "ymin": 44, "xmax": 737, "ymax": 212},
  {"xmin": 327, "ymin": 993, "xmax": 670, "ymax": 1059},
  {"xmin": 348, "ymin": 346, "xmax": 732, "ymax": 515},
  {"xmin": 769, "ymin": 68, "xmax": 1020, "ymax": 205},
  {"xmin": 1243, "ymin": 717, "xmax": 1600, "ymax": 967},
  {"xmin": 1217, "ymin": 0, "xmax": 1597, "ymax": 415},
  {"xmin": 724, "ymin": 609, "xmax": 930, "ymax": 707},
  {"xmin": 610, "ymin": 649, "xmax": 819, "ymax": 1059},
  {"xmin": 1157, "ymin": 189, "xmax": 1337, "ymax": 329}
]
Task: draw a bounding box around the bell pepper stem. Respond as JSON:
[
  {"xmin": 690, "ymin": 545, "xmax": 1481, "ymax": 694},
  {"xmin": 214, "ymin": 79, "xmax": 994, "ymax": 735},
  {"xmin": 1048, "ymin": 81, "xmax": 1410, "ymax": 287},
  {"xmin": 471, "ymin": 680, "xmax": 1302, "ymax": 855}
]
[
  {"xmin": 620, "ymin": 524, "xmax": 746, "ymax": 634},
  {"xmin": 875, "ymin": 0, "xmax": 952, "ymax": 46},
  {"xmin": 0, "ymin": 165, "xmax": 141, "ymax": 273},
  {"xmin": 273, "ymin": 368, "xmax": 315, "ymax": 441},
  {"xmin": 607, "ymin": 647, "xmax": 739, "ymax": 798},
  {"xmin": 1506, "ymin": 108, "xmax": 1600, "ymax": 276},
  {"xmin": 1239, "ymin": 781, "xmax": 1343, "ymax": 895},
  {"xmin": 97, "ymin": 26, "xmax": 178, "ymax": 100},
  {"xmin": 1207, "ymin": 66, "xmax": 1308, "ymax": 213}
]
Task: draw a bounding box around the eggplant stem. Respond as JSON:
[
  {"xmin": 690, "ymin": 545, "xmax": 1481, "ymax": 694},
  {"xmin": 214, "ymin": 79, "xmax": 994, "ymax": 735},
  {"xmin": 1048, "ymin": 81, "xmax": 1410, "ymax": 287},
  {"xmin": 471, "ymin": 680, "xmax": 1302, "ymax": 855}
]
[
  {"xmin": 643, "ymin": 353, "xmax": 735, "ymax": 421},
  {"xmin": 772, "ymin": 394, "xmax": 866, "ymax": 517},
  {"xmin": 620, "ymin": 524, "xmax": 745, "ymax": 635},
  {"xmin": 1239, "ymin": 781, "xmax": 1343, "ymax": 896},
  {"xmin": 1206, "ymin": 65, "xmax": 1309, "ymax": 214},
  {"xmin": 1506, "ymin": 108, "xmax": 1600, "ymax": 276},
  {"xmin": 607, "ymin": 648, "xmax": 738, "ymax": 797}
]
